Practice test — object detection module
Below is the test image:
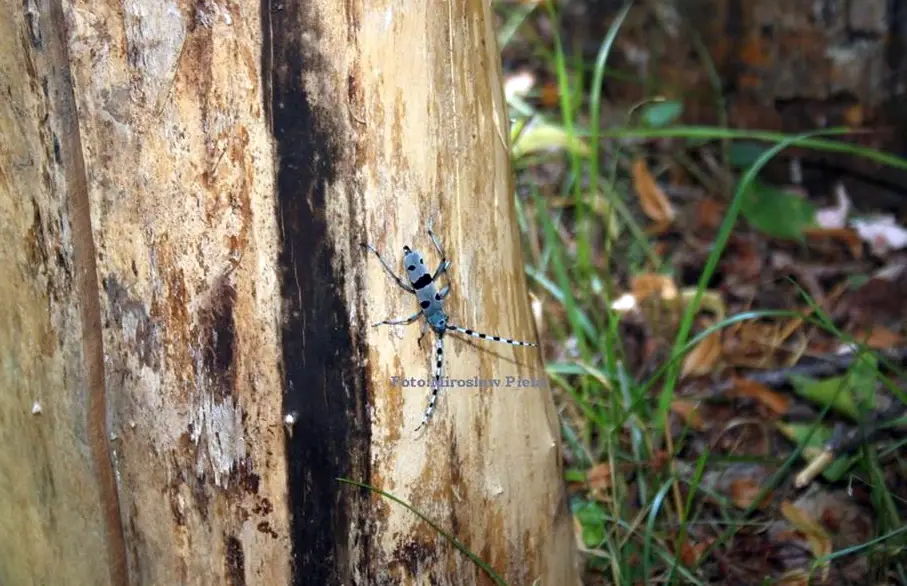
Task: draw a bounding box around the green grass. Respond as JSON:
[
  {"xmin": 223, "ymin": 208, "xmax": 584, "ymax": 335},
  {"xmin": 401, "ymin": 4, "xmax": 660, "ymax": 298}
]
[{"xmin": 498, "ymin": 1, "xmax": 907, "ymax": 584}]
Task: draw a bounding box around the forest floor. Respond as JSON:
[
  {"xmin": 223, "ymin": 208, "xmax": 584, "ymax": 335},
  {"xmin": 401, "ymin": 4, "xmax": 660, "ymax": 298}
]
[{"xmin": 496, "ymin": 2, "xmax": 907, "ymax": 584}]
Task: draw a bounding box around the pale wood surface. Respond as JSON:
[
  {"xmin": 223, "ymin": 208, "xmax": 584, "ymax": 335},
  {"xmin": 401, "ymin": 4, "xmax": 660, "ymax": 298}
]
[{"xmin": 0, "ymin": 0, "xmax": 579, "ymax": 584}]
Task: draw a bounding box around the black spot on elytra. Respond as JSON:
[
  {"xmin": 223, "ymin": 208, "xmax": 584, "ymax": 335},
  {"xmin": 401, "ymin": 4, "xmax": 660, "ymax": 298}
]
[
  {"xmin": 263, "ymin": 1, "xmax": 370, "ymax": 584},
  {"xmin": 412, "ymin": 274, "xmax": 432, "ymax": 289},
  {"xmin": 407, "ymin": 265, "xmax": 416, "ymax": 271},
  {"xmin": 436, "ymin": 347, "xmax": 442, "ymax": 355},
  {"xmin": 420, "ymin": 300, "xmax": 430, "ymax": 309},
  {"xmin": 224, "ymin": 535, "xmax": 246, "ymax": 586},
  {"xmin": 434, "ymin": 293, "xmax": 441, "ymax": 300},
  {"xmin": 465, "ymin": 329, "xmax": 473, "ymax": 335}
]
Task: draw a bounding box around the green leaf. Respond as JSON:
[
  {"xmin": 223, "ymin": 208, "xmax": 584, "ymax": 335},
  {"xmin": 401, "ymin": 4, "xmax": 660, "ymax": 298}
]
[
  {"xmin": 776, "ymin": 422, "xmax": 861, "ymax": 482},
  {"xmin": 572, "ymin": 499, "xmax": 606, "ymax": 547},
  {"xmin": 849, "ymin": 353, "xmax": 880, "ymax": 414},
  {"xmin": 789, "ymin": 354, "xmax": 878, "ymax": 420},
  {"xmin": 640, "ymin": 100, "xmax": 683, "ymax": 128},
  {"xmin": 564, "ymin": 468, "xmax": 586, "ymax": 483},
  {"xmin": 789, "ymin": 374, "xmax": 861, "ymax": 419},
  {"xmin": 545, "ymin": 362, "xmax": 589, "ymax": 376},
  {"xmin": 728, "ymin": 141, "xmax": 768, "ymax": 168},
  {"xmin": 739, "ymin": 179, "xmax": 816, "ymax": 240}
]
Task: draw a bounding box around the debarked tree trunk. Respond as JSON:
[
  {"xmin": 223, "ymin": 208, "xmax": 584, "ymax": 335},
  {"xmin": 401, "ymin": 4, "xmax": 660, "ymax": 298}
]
[{"xmin": 0, "ymin": 0, "xmax": 579, "ymax": 584}]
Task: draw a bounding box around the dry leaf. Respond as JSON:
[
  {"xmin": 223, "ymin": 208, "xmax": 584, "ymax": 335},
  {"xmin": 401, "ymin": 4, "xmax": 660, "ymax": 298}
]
[
  {"xmin": 723, "ymin": 320, "xmax": 787, "ymax": 368},
  {"xmin": 586, "ymin": 463, "xmax": 612, "ymax": 493},
  {"xmin": 681, "ymin": 329, "xmax": 722, "ymax": 379},
  {"xmin": 804, "ymin": 226, "xmax": 863, "ymax": 258},
  {"xmin": 675, "ymin": 538, "xmax": 712, "ymax": 567},
  {"xmin": 781, "ymin": 501, "xmax": 833, "ymax": 581},
  {"xmin": 671, "ymin": 399, "xmax": 707, "ymax": 431},
  {"xmin": 730, "ymin": 377, "xmax": 790, "ymax": 415},
  {"xmin": 632, "ymin": 157, "xmax": 676, "ymax": 230},
  {"xmin": 693, "ymin": 197, "xmax": 725, "ymax": 232},
  {"xmin": 776, "ymin": 569, "xmax": 810, "ymax": 586},
  {"xmin": 729, "ymin": 478, "xmax": 771, "ymax": 509},
  {"xmin": 678, "ymin": 288, "xmax": 726, "ymax": 320},
  {"xmin": 843, "ymin": 103, "xmax": 863, "ymax": 127},
  {"xmin": 539, "ymin": 81, "xmax": 560, "ymax": 109},
  {"xmin": 722, "ymin": 237, "xmax": 763, "ymax": 281},
  {"xmin": 630, "ymin": 273, "xmax": 678, "ymax": 302},
  {"xmin": 854, "ymin": 325, "xmax": 904, "ymax": 349},
  {"xmin": 649, "ymin": 450, "xmax": 671, "ymax": 474}
]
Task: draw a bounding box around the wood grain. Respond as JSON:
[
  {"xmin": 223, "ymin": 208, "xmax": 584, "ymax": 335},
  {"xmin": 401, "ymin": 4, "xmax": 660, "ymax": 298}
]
[{"xmin": 0, "ymin": 0, "xmax": 578, "ymax": 583}]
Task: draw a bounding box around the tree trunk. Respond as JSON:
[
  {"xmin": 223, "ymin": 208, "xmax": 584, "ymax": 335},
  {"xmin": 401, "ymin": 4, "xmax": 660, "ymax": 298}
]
[{"xmin": 0, "ymin": 0, "xmax": 579, "ymax": 584}]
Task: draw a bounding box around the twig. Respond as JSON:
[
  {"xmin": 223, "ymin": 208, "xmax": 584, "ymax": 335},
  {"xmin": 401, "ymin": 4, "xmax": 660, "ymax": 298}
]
[{"xmin": 794, "ymin": 403, "xmax": 907, "ymax": 487}]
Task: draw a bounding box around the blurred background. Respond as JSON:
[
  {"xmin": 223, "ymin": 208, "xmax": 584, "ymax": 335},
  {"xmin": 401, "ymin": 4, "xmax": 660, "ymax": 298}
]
[{"xmin": 495, "ymin": 1, "xmax": 907, "ymax": 583}]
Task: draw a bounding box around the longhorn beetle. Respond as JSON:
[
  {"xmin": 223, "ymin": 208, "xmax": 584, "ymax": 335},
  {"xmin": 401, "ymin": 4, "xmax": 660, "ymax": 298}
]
[{"xmin": 362, "ymin": 219, "xmax": 537, "ymax": 431}]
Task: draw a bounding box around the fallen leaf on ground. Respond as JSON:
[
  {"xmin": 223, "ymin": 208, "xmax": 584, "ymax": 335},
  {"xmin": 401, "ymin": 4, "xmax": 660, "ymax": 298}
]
[
  {"xmin": 776, "ymin": 570, "xmax": 810, "ymax": 586},
  {"xmin": 729, "ymin": 478, "xmax": 771, "ymax": 509},
  {"xmin": 630, "ymin": 273, "xmax": 678, "ymax": 302},
  {"xmin": 723, "ymin": 320, "xmax": 787, "ymax": 368},
  {"xmin": 730, "ymin": 377, "xmax": 790, "ymax": 415},
  {"xmin": 632, "ymin": 157, "xmax": 676, "ymax": 230},
  {"xmin": 852, "ymin": 325, "xmax": 904, "ymax": 349},
  {"xmin": 681, "ymin": 328, "xmax": 722, "ymax": 379},
  {"xmin": 775, "ymin": 490, "xmax": 873, "ymax": 581},
  {"xmin": 803, "ymin": 226, "xmax": 863, "ymax": 258},
  {"xmin": 781, "ymin": 501, "xmax": 832, "ymax": 581},
  {"xmin": 678, "ymin": 288, "xmax": 726, "ymax": 320},
  {"xmin": 586, "ymin": 463, "xmax": 612, "ymax": 493},
  {"xmin": 843, "ymin": 104, "xmax": 864, "ymax": 127},
  {"xmin": 671, "ymin": 399, "xmax": 708, "ymax": 431},
  {"xmin": 693, "ymin": 197, "xmax": 724, "ymax": 232},
  {"xmin": 698, "ymin": 463, "xmax": 771, "ymax": 510},
  {"xmin": 649, "ymin": 450, "xmax": 671, "ymax": 474},
  {"xmin": 674, "ymin": 537, "xmax": 712, "ymax": 567},
  {"xmin": 539, "ymin": 81, "xmax": 560, "ymax": 109},
  {"xmin": 836, "ymin": 269, "xmax": 907, "ymax": 329},
  {"xmin": 721, "ymin": 237, "xmax": 763, "ymax": 282}
]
